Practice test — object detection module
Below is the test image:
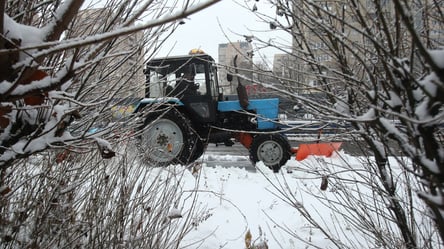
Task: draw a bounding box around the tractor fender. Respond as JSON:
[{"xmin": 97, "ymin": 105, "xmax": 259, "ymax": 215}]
[{"xmin": 134, "ymin": 97, "xmax": 184, "ymax": 113}]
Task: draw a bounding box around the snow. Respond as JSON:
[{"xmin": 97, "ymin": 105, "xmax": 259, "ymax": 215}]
[
  {"xmin": 387, "ymin": 91, "xmax": 402, "ymax": 109},
  {"xmin": 419, "ymin": 155, "xmax": 441, "ymax": 174},
  {"xmin": 183, "ymin": 165, "xmax": 304, "ymax": 248},
  {"xmin": 3, "ymin": 136, "xmax": 439, "ymax": 248},
  {"xmin": 429, "ymin": 49, "xmax": 444, "ymax": 68},
  {"xmin": 168, "ymin": 208, "xmax": 183, "ymax": 219},
  {"xmin": 176, "ymin": 152, "xmax": 406, "ymax": 248},
  {"xmin": 1, "ymin": 123, "xmax": 420, "ymax": 248},
  {"xmin": 334, "ymin": 99, "xmax": 350, "ymax": 115},
  {"xmin": 41, "ymin": 0, "xmax": 74, "ymax": 35},
  {"xmin": 2, "ymin": 14, "xmax": 45, "ymax": 61},
  {"xmin": 415, "ymin": 66, "xmax": 441, "ymax": 121},
  {"xmin": 357, "ymin": 108, "xmax": 376, "ymax": 121},
  {"xmin": 93, "ymin": 137, "xmax": 112, "ymax": 150}
]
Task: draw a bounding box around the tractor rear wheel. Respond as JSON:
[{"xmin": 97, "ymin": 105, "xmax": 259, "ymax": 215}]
[
  {"xmin": 190, "ymin": 138, "xmax": 205, "ymax": 162},
  {"xmin": 249, "ymin": 133, "xmax": 291, "ymax": 172},
  {"xmin": 139, "ymin": 108, "xmax": 197, "ymax": 166}
]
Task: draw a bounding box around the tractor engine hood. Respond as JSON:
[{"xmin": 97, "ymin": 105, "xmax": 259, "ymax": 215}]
[{"xmin": 217, "ymin": 98, "xmax": 279, "ymax": 130}]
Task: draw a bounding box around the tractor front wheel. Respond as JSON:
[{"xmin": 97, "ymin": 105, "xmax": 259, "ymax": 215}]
[
  {"xmin": 139, "ymin": 108, "xmax": 197, "ymax": 166},
  {"xmin": 249, "ymin": 133, "xmax": 291, "ymax": 172}
]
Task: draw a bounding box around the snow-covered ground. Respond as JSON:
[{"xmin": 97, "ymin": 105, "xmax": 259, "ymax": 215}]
[
  {"xmin": 3, "ymin": 142, "xmax": 435, "ymax": 248},
  {"xmin": 181, "ymin": 158, "xmax": 311, "ymax": 248},
  {"xmin": 175, "ymin": 151, "xmax": 414, "ymax": 248}
]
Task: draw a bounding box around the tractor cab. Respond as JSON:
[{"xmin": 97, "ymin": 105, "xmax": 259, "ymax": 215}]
[{"xmin": 143, "ymin": 52, "xmax": 220, "ymax": 123}]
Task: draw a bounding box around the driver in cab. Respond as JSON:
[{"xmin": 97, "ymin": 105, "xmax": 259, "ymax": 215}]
[{"xmin": 170, "ymin": 65, "xmax": 199, "ymax": 97}]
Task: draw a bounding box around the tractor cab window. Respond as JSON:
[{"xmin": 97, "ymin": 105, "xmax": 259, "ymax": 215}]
[
  {"xmin": 193, "ymin": 63, "xmax": 207, "ymax": 95},
  {"xmin": 147, "ymin": 63, "xmax": 207, "ymax": 98},
  {"xmin": 169, "ymin": 63, "xmax": 207, "ymax": 97},
  {"xmin": 209, "ymin": 65, "xmax": 219, "ymax": 100},
  {"xmin": 147, "ymin": 66, "xmax": 173, "ymax": 98}
]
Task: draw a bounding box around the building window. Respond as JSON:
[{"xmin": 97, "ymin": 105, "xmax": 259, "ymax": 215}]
[{"xmin": 316, "ymin": 54, "xmax": 331, "ymax": 62}]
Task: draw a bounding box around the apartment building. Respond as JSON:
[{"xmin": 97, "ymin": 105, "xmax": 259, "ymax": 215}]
[
  {"xmin": 67, "ymin": 8, "xmax": 145, "ymax": 100},
  {"xmin": 275, "ymin": 0, "xmax": 442, "ymax": 94}
]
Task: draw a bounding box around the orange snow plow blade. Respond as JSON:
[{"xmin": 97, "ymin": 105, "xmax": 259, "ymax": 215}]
[{"xmin": 295, "ymin": 142, "xmax": 342, "ymax": 161}]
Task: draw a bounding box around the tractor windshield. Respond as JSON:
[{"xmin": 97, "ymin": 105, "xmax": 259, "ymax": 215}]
[{"xmin": 147, "ymin": 62, "xmax": 208, "ymax": 98}]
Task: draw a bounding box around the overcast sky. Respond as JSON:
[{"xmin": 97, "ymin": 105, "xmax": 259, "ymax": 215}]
[{"xmin": 157, "ymin": 0, "xmax": 290, "ymax": 64}]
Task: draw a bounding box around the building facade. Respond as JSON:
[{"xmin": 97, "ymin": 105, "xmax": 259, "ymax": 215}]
[
  {"xmin": 67, "ymin": 8, "xmax": 145, "ymax": 101},
  {"xmin": 275, "ymin": 0, "xmax": 443, "ymax": 95}
]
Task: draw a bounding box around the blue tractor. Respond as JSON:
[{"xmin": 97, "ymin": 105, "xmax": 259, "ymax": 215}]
[{"xmin": 135, "ymin": 51, "xmax": 292, "ymax": 172}]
